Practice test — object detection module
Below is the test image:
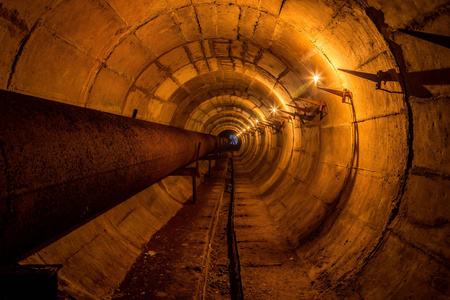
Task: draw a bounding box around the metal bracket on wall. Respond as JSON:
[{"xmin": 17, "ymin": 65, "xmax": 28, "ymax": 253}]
[
  {"xmin": 271, "ymin": 117, "xmax": 286, "ymax": 127},
  {"xmin": 255, "ymin": 126, "xmax": 265, "ymax": 134},
  {"xmin": 286, "ymin": 104, "xmax": 311, "ymax": 114},
  {"xmin": 317, "ymin": 87, "xmax": 353, "ymax": 103},
  {"xmin": 293, "ymin": 97, "xmax": 327, "ymax": 120},
  {"xmin": 294, "ymin": 98, "xmax": 326, "ymax": 112},
  {"xmin": 261, "ymin": 119, "xmax": 284, "ymax": 132},
  {"xmin": 279, "ymin": 109, "xmax": 302, "ymax": 120}
]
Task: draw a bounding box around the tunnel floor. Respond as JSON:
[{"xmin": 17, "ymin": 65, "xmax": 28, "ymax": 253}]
[
  {"xmin": 112, "ymin": 155, "xmax": 339, "ymax": 299},
  {"xmin": 232, "ymin": 160, "xmax": 320, "ymax": 299}
]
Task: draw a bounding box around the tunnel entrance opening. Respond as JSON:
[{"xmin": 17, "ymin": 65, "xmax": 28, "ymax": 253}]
[
  {"xmin": 219, "ymin": 130, "xmax": 242, "ymax": 152},
  {"xmin": 229, "ymin": 134, "xmax": 238, "ymax": 145}
]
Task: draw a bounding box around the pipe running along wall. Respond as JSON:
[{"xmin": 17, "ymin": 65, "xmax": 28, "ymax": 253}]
[
  {"xmin": 0, "ymin": 0, "xmax": 448, "ymax": 298},
  {"xmin": 0, "ymin": 89, "xmax": 227, "ymax": 265}
]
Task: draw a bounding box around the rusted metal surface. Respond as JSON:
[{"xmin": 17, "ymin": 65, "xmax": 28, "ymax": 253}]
[
  {"xmin": 293, "ymin": 98, "xmax": 326, "ymax": 112},
  {"xmin": 317, "ymin": 87, "xmax": 353, "ymax": 102},
  {"xmin": 0, "ymin": 90, "xmax": 227, "ymax": 265},
  {"xmin": 279, "ymin": 109, "xmax": 302, "ymax": 119},
  {"xmin": 286, "ymin": 103, "xmax": 311, "ymax": 114},
  {"xmin": 291, "ymin": 99, "xmax": 328, "ymax": 120},
  {"xmin": 258, "ymin": 119, "xmax": 284, "ymax": 132}
]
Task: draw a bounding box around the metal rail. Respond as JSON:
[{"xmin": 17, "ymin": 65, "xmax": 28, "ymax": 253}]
[{"xmin": 227, "ymin": 155, "xmax": 244, "ymax": 299}]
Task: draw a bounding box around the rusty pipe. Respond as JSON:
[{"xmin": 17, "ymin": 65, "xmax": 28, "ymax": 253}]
[{"xmin": 0, "ymin": 90, "xmax": 227, "ymax": 265}]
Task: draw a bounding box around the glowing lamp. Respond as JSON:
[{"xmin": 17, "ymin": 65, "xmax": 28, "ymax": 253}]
[{"xmin": 314, "ymin": 75, "xmax": 319, "ymax": 84}]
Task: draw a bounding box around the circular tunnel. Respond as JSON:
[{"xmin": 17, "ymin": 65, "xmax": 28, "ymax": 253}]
[{"xmin": 0, "ymin": 0, "xmax": 448, "ymax": 298}]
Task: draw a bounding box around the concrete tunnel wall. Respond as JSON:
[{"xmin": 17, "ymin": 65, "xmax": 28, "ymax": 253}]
[{"xmin": 0, "ymin": 0, "xmax": 448, "ymax": 298}]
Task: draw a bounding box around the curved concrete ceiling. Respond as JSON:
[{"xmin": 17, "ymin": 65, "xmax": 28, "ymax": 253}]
[{"xmin": 0, "ymin": 0, "xmax": 448, "ymax": 298}]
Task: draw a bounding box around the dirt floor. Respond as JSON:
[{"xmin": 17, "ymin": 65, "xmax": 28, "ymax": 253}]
[
  {"xmin": 112, "ymin": 158, "xmax": 229, "ymax": 299},
  {"xmin": 112, "ymin": 156, "xmax": 339, "ymax": 299},
  {"xmin": 232, "ymin": 160, "xmax": 328, "ymax": 300}
]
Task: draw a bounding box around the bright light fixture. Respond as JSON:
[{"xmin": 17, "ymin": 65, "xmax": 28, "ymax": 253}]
[
  {"xmin": 314, "ymin": 75, "xmax": 319, "ymax": 84},
  {"xmin": 272, "ymin": 108, "xmax": 277, "ymax": 113}
]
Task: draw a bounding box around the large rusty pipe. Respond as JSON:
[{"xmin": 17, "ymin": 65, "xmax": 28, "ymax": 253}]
[{"xmin": 0, "ymin": 90, "xmax": 228, "ymax": 265}]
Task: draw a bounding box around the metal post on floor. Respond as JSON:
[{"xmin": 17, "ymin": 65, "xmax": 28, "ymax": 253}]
[{"xmin": 170, "ymin": 142, "xmax": 202, "ymax": 204}]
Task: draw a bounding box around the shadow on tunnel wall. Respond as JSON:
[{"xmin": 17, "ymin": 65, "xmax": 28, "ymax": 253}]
[
  {"xmin": 339, "ymin": 67, "xmax": 450, "ymax": 97},
  {"xmin": 404, "ymin": 68, "xmax": 450, "ymax": 97},
  {"xmin": 366, "ymin": 6, "xmax": 450, "ymax": 98}
]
